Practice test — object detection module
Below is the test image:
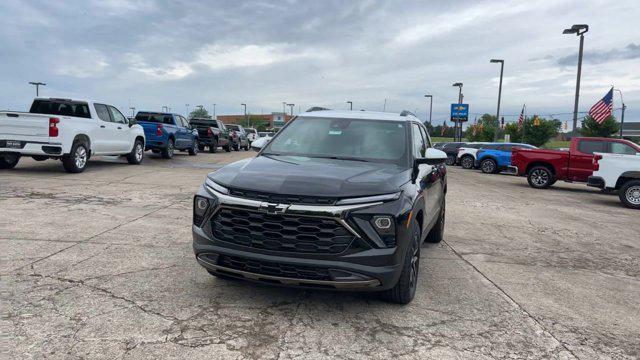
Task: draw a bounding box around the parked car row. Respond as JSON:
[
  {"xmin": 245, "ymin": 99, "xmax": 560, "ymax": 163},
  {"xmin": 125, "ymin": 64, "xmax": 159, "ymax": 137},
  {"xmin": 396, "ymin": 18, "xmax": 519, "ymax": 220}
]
[
  {"xmin": 0, "ymin": 98, "xmax": 260, "ymax": 172},
  {"xmin": 436, "ymin": 137, "xmax": 640, "ymax": 209}
]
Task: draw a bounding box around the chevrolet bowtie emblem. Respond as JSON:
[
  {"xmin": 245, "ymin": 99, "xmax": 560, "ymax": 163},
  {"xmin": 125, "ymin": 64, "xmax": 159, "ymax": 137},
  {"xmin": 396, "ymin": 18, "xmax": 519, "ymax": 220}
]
[{"xmin": 259, "ymin": 202, "xmax": 288, "ymax": 214}]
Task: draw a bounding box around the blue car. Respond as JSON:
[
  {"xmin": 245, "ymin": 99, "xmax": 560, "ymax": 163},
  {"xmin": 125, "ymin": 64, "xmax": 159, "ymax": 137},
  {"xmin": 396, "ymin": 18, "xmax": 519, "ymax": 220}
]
[
  {"xmin": 476, "ymin": 143, "xmax": 536, "ymax": 174},
  {"xmin": 134, "ymin": 112, "xmax": 199, "ymax": 159}
]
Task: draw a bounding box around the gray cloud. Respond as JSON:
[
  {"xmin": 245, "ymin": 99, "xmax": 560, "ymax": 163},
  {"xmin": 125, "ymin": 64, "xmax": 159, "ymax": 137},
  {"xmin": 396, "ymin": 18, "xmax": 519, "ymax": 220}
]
[{"xmin": 557, "ymin": 43, "xmax": 640, "ymax": 66}]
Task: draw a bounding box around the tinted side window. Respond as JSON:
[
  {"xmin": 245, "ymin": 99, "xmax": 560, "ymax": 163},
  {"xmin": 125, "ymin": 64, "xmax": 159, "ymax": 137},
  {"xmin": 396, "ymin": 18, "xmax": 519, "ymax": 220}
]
[
  {"xmin": 108, "ymin": 106, "xmax": 127, "ymax": 124},
  {"xmin": 578, "ymin": 140, "xmax": 607, "ymax": 154},
  {"xmin": 94, "ymin": 104, "xmax": 112, "ymax": 122},
  {"xmin": 610, "ymin": 142, "xmax": 637, "ymax": 155},
  {"xmin": 418, "ymin": 125, "xmax": 431, "ymax": 148},
  {"xmin": 163, "ymin": 116, "xmax": 174, "ymax": 125},
  {"xmin": 411, "ymin": 123, "xmax": 426, "ymax": 158}
]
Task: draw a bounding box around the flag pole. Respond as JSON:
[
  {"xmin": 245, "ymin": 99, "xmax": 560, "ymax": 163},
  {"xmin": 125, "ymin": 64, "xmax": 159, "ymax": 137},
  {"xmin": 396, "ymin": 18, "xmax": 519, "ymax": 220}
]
[{"xmin": 522, "ymin": 104, "xmax": 527, "ymax": 144}]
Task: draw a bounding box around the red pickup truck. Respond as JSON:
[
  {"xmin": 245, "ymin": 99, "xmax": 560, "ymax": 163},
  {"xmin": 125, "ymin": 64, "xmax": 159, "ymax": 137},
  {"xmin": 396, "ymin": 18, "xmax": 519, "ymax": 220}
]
[{"xmin": 509, "ymin": 137, "xmax": 640, "ymax": 189}]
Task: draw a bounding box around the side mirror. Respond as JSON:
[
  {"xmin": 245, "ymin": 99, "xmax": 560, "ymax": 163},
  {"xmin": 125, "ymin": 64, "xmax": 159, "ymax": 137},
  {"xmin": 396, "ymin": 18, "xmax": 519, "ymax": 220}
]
[
  {"xmin": 251, "ymin": 137, "xmax": 270, "ymax": 152},
  {"xmin": 415, "ymin": 148, "xmax": 448, "ymax": 166},
  {"xmin": 128, "ymin": 119, "xmax": 137, "ymax": 127}
]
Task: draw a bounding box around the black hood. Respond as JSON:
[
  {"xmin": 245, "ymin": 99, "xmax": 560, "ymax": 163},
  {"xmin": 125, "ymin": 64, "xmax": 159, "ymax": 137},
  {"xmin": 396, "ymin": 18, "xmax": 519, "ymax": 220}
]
[{"xmin": 208, "ymin": 155, "xmax": 410, "ymax": 198}]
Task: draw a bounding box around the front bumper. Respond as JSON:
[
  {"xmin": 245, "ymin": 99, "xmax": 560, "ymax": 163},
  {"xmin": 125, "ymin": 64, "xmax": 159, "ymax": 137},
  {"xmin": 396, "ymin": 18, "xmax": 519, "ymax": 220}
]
[
  {"xmin": 505, "ymin": 165, "xmax": 519, "ymax": 175},
  {"xmin": 192, "ymin": 184, "xmax": 411, "ymax": 291},
  {"xmin": 587, "ymin": 176, "xmax": 605, "ymax": 189}
]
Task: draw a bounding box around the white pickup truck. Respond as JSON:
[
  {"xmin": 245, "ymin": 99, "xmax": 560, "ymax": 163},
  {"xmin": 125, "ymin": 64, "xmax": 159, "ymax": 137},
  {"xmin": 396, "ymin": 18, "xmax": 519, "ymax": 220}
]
[
  {"xmin": 1, "ymin": 98, "xmax": 145, "ymax": 173},
  {"xmin": 588, "ymin": 152, "xmax": 640, "ymax": 209}
]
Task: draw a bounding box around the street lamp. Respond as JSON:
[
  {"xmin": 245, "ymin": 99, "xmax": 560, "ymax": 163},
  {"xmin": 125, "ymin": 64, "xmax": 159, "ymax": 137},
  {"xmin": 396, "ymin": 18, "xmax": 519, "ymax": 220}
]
[
  {"xmin": 347, "ymin": 101, "xmax": 353, "ymax": 110},
  {"xmin": 287, "ymin": 103, "xmax": 295, "ymax": 116},
  {"xmin": 129, "ymin": 107, "xmax": 136, "ymax": 117},
  {"xmin": 185, "ymin": 103, "xmax": 190, "ymax": 117},
  {"xmin": 212, "ymin": 104, "xmax": 216, "ymax": 119},
  {"xmin": 614, "ymin": 88, "xmax": 626, "ymax": 138},
  {"xmin": 452, "ymin": 82, "xmax": 463, "ymax": 141},
  {"xmin": 490, "ymin": 59, "xmax": 504, "ymax": 141},
  {"xmin": 563, "ymin": 24, "xmax": 588, "ymax": 136},
  {"xmin": 28, "ymin": 82, "xmax": 46, "ymax": 97},
  {"xmin": 424, "ymin": 95, "xmax": 433, "ymax": 131},
  {"xmin": 241, "ymin": 103, "xmax": 247, "ymax": 126}
]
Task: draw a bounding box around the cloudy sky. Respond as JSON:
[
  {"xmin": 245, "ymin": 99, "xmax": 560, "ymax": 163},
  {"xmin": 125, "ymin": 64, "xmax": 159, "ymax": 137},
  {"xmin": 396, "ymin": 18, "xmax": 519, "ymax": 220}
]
[{"xmin": 1, "ymin": 0, "xmax": 638, "ymax": 127}]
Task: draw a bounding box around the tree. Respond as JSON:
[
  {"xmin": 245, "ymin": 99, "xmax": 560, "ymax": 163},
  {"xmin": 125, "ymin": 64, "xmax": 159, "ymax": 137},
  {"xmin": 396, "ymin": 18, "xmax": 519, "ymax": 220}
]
[
  {"xmin": 581, "ymin": 116, "xmax": 619, "ymax": 138},
  {"xmin": 504, "ymin": 116, "xmax": 560, "ymax": 147},
  {"xmin": 466, "ymin": 114, "xmax": 498, "ymax": 142},
  {"xmin": 188, "ymin": 107, "xmax": 210, "ymax": 119},
  {"xmin": 504, "ymin": 122, "xmax": 522, "ymax": 142}
]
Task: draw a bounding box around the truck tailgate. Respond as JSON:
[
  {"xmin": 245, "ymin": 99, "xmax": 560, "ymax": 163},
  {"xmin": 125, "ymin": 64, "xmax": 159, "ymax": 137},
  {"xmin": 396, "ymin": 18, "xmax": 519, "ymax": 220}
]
[{"xmin": 0, "ymin": 112, "xmax": 50, "ymax": 139}]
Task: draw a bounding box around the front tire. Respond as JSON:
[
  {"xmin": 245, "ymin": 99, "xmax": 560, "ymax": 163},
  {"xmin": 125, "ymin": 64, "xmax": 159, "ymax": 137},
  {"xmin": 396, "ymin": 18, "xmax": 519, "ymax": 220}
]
[
  {"xmin": 460, "ymin": 155, "xmax": 474, "ymax": 169},
  {"xmin": 233, "ymin": 142, "xmax": 239, "ymax": 151},
  {"xmin": 162, "ymin": 139, "xmax": 175, "ymax": 159},
  {"xmin": 480, "ymin": 158, "xmax": 498, "ymax": 174},
  {"xmin": 380, "ymin": 222, "xmax": 420, "ymax": 304},
  {"xmin": 445, "ymin": 155, "xmax": 456, "ymax": 166},
  {"xmin": 426, "ymin": 198, "xmax": 445, "ymax": 243},
  {"xmin": 188, "ymin": 140, "xmax": 199, "ymax": 156},
  {"xmin": 126, "ymin": 139, "xmax": 144, "ymax": 165},
  {"xmin": 527, "ymin": 166, "xmax": 554, "ymax": 189},
  {"xmin": 619, "ymin": 180, "xmax": 640, "ymax": 209},
  {"xmin": 62, "ymin": 142, "xmax": 88, "ymax": 173},
  {"xmin": 0, "ymin": 153, "xmax": 21, "ymax": 169},
  {"xmin": 208, "ymin": 140, "xmax": 218, "ymax": 153},
  {"xmin": 224, "ymin": 143, "xmax": 231, "ymax": 152}
]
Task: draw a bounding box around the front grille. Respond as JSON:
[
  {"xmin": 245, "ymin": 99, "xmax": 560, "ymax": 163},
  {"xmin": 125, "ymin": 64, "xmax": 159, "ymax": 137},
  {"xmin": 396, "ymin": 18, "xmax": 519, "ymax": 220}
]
[
  {"xmin": 218, "ymin": 255, "xmax": 331, "ymax": 281},
  {"xmin": 211, "ymin": 208, "xmax": 354, "ymax": 254},
  {"xmin": 228, "ymin": 188, "xmax": 336, "ymax": 205}
]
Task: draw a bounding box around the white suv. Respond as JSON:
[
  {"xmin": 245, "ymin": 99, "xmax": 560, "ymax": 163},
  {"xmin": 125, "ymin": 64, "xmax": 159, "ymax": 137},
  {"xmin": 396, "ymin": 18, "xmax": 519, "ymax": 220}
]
[{"xmin": 0, "ymin": 98, "xmax": 146, "ymax": 173}]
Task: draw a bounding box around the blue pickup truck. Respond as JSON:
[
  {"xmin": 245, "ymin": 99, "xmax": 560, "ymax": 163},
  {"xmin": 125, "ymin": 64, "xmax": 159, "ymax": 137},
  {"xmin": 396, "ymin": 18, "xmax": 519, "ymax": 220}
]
[
  {"xmin": 134, "ymin": 112, "xmax": 199, "ymax": 159},
  {"xmin": 475, "ymin": 143, "xmax": 536, "ymax": 174}
]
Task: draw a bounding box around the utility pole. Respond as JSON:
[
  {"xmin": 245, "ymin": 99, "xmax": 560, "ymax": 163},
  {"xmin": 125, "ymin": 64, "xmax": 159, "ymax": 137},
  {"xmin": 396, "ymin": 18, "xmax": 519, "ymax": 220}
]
[
  {"xmin": 614, "ymin": 88, "xmax": 626, "ymax": 138},
  {"xmin": 490, "ymin": 59, "xmax": 504, "ymax": 141},
  {"xmin": 287, "ymin": 103, "xmax": 295, "ymax": 116},
  {"xmin": 213, "ymin": 104, "xmax": 216, "ymax": 119},
  {"xmin": 347, "ymin": 101, "xmax": 353, "ymax": 110},
  {"xmin": 241, "ymin": 103, "xmax": 247, "ymax": 127},
  {"xmin": 563, "ymin": 24, "xmax": 589, "ymax": 137},
  {"xmin": 29, "ymin": 82, "xmax": 46, "ymax": 97},
  {"xmin": 383, "ymin": 98, "xmax": 387, "ymax": 112},
  {"xmin": 424, "ymin": 94, "xmax": 433, "ymax": 132}
]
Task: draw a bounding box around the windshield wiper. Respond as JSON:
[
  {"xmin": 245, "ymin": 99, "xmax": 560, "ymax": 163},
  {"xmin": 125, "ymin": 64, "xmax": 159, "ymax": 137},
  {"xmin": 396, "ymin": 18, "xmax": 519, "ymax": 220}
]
[{"xmin": 312, "ymin": 155, "xmax": 370, "ymax": 162}]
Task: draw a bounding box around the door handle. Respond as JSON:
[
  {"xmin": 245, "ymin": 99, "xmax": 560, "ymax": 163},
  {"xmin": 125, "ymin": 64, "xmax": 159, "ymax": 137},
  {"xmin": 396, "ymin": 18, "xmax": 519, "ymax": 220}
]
[
  {"xmin": 100, "ymin": 125, "xmax": 106, "ymax": 128},
  {"xmin": 117, "ymin": 127, "xmax": 122, "ymax": 130}
]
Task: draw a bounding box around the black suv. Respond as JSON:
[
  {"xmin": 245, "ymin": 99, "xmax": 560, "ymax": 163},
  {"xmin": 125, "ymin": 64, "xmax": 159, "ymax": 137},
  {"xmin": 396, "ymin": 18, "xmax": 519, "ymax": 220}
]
[
  {"xmin": 190, "ymin": 118, "xmax": 232, "ymax": 153},
  {"xmin": 192, "ymin": 110, "xmax": 448, "ymax": 304}
]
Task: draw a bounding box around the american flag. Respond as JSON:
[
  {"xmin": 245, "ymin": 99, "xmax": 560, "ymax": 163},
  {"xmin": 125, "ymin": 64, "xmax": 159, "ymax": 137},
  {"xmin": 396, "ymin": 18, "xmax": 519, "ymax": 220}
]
[
  {"xmin": 517, "ymin": 104, "xmax": 525, "ymax": 128},
  {"xmin": 441, "ymin": 122, "xmax": 447, "ymax": 136},
  {"xmin": 589, "ymin": 88, "xmax": 614, "ymax": 124}
]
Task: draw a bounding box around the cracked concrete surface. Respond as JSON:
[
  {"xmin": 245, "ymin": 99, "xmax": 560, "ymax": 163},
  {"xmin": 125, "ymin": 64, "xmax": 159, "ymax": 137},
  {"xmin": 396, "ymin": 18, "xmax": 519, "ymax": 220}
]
[{"xmin": 1, "ymin": 151, "xmax": 638, "ymax": 359}]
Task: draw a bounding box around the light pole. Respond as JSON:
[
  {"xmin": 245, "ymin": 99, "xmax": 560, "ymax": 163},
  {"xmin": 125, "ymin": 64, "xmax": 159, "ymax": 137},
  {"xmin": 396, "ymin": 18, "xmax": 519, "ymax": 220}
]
[
  {"xmin": 287, "ymin": 103, "xmax": 295, "ymax": 116},
  {"xmin": 424, "ymin": 94, "xmax": 433, "ymax": 131},
  {"xmin": 185, "ymin": 103, "xmax": 190, "ymax": 117},
  {"xmin": 563, "ymin": 24, "xmax": 588, "ymax": 137},
  {"xmin": 490, "ymin": 59, "xmax": 504, "ymax": 141},
  {"xmin": 28, "ymin": 82, "xmax": 46, "ymax": 97},
  {"xmin": 614, "ymin": 88, "xmax": 626, "ymax": 138},
  {"xmin": 241, "ymin": 103, "xmax": 247, "ymax": 127},
  {"xmin": 129, "ymin": 107, "xmax": 136, "ymax": 117},
  {"xmin": 452, "ymin": 82, "xmax": 463, "ymax": 141},
  {"xmin": 212, "ymin": 104, "xmax": 216, "ymax": 119},
  {"xmin": 283, "ymin": 101, "xmax": 287, "ymax": 116},
  {"xmin": 347, "ymin": 101, "xmax": 353, "ymax": 110}
]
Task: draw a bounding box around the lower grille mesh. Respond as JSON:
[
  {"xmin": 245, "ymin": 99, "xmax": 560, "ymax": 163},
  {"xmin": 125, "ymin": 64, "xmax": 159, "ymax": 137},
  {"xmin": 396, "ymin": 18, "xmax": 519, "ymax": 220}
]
[{"xmin": 218, "ymin": 255, "xmax": 331, "ymax": 281}]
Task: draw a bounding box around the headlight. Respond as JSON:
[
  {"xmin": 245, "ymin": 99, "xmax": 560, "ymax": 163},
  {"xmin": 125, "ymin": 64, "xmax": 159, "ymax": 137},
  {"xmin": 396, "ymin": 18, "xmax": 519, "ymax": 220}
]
[
  {"xmin": 193, "ymin": 195, "xmax": 210, "ymax": 226},
  {"xmin": 205, "ymin": 177, "xmax": 229, "ymax": 194}
]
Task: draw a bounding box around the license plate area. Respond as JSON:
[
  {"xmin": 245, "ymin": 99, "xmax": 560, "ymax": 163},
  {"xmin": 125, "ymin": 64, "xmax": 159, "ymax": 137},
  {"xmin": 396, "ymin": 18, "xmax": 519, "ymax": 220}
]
[{"xmin": 5, "ymin": 140, "xmax": 23, "ymax": 148}]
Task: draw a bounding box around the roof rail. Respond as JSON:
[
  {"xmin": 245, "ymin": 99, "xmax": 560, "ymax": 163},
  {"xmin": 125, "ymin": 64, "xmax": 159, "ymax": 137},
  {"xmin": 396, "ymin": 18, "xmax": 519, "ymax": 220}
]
[
  {"xmin": 399, "ymin": 110, "xmax": 416, "ymax": 117},
  {"xmin": 306, "ymin": 106, "xmax": 330, "ymax": 112}
]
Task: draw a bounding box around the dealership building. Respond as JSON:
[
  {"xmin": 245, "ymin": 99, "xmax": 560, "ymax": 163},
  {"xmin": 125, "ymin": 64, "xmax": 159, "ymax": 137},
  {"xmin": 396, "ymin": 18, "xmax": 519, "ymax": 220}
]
[{"xmin": 216, "ymin": 112, "xmax": 294, "ymax": 129}]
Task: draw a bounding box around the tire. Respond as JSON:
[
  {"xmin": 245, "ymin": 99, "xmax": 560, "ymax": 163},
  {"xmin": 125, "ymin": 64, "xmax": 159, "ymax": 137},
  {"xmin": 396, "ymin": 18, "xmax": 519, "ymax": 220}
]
[
  {"xmin": 198, "ymin": 144, "xmax": 206, "ymax": 152},
  {"xmin": 188, "ymin": 139, "xmax": 199, "ymax": 156},
  {"xmin": 426, "ymin": 198, "xmax": 445, "ymax": 243},
  {"xmin": 161, "ymin": 139, "xmax": 175, "ymax": 159},
  {"xmin": 445, "ymin": 155, "xmax": 456, "ymax": 166},
  {"xmin": 0, "ymin": 153, "xmax": 21, "ymax": 169},
  {"xmin": 208, "ymin": 140, "xmax": 218, "ymax": 153},
  {"xmin": 224, "ymin": 143, "xmax": 231, "ymax": 152},
  {"xmin": 480, "ymin": 158, "xmax": 498, "ymax": 174},
  {"xmin": 126, "ymin": 139, "xmax": 144, "ymax": 165},
  {"xmin": 380, "ymin": 222, "xmax": 421, "ymax": 304},
  {"xmin": 527, "ymin": 166, "xmax": 555, "ymax": 189},
  {"xmin": 460, "ymin": 155, "xmax": 474, "ymax": 169},
  {"xmin": 233, "ymin": 142, "xmax": 239, "ymax": 151},
  {"xmin": 618, "ymin": 180, "xmax": 640, "ymax": 210},
  {"xmin": 62, "ymin": 142, "xmax": 88, "ymax": 173}
]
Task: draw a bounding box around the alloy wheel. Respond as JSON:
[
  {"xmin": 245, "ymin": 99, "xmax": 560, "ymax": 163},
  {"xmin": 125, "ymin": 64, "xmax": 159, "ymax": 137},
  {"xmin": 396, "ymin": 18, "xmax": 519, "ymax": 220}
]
[
  {"xmin": 626, "ymin": 186, "xmax": 640, "ymax": 205},
  {"xmin": 531, "ymin": 169, "xmax": 549, "ymax": 187},
  {"xmin": 75, "ymin": 146, "xmax": 87, "ymax": 169},
  {"xmin": 135, "ymin": 143, "xmax": 143, "ymax": 161},
  {"xmin": 482, "ymin": 160, "xmax": 495, "ymax": 173},
  {"xmin": 168, "ymin": 142, "xmax": 174, "ymax": 157},
  {"xmin": 409, "ymin": 241, "xmax": 419, "ymax": 294},
  {"xmin": 462, "ymin": 157, "xmax": 473, "ymax": 169}
]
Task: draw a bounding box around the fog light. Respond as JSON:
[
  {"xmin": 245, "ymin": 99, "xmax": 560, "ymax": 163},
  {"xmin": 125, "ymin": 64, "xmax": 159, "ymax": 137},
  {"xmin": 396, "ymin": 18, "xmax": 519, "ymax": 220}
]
[
  {"xmin": 371, "ymin": 215, "xmax": 395, "ymax": 237},
  {"xmin": 374, "ymin": 217, "xmax": 391, "ymax": 229},
  {"xmin": 194, "ymin": 196, "xmax": 210, "ymax": 226},
  {"xmin": 196, "ymin": 197, "xmax": 209, "ymax": 213}
]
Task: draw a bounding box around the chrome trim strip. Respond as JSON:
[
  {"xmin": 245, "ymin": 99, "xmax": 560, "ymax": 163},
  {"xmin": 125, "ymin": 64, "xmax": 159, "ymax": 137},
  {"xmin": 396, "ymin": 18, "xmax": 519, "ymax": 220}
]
[{"xmin": 197, "ymin": 256, "xmax": 380, "ymax": 289}]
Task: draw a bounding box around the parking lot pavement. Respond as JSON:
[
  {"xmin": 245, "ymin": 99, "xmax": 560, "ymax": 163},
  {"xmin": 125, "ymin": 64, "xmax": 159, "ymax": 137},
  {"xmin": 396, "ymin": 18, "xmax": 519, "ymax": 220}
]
[{"xmin": 2, "ymin": 153, "xmax": 639, "ymax": 360}]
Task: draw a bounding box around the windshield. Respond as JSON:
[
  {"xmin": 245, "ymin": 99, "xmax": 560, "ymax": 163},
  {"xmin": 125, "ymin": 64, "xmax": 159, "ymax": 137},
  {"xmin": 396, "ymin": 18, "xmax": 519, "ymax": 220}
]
[
  {"xmin": 227, "ymin": 124, "xmax": 239, "ymax": 130},
  {"xmin": 263, "ymin": 116, "xmax": 408, "ymax": 163}
]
